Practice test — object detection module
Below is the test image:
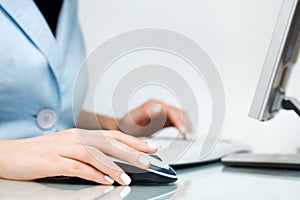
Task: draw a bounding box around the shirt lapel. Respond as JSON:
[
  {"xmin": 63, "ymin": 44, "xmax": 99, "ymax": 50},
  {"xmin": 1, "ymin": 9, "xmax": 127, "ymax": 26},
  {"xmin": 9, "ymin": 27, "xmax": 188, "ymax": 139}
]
[{"xmin": 0, "ymin": 0, "xmax": 62, "ymax": 97}]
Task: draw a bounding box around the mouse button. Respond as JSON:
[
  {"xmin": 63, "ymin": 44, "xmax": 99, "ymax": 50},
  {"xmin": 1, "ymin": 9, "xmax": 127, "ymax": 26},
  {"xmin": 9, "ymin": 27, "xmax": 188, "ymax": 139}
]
[
  {"xmin": 149, "ymin": 165, "xmax": 177, "ymax": 176},
  {"xmin": 114, "ymin": 162, "xmax": 146, "ymax": 173},
  {"xmin": 147, "ymin": 156, "xmax": 169, "ymax": 169},
  {"xmin": 149, "ymin": 154, "xmax": 162, "ymax": 161}
]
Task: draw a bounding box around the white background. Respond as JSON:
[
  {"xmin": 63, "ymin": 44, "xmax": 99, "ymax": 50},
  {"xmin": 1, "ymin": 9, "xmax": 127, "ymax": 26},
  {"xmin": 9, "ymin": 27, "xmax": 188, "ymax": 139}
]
[{"xmin": 78, "ymin": 0, "xmax": 300, "ymax": 154}]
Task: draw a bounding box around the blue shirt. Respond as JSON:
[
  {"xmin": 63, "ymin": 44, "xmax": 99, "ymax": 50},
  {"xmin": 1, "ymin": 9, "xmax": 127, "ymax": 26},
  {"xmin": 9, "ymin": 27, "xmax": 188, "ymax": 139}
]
[{"xmin": 0, "ymin": 0, "xmax": 87, "ymax": 139}]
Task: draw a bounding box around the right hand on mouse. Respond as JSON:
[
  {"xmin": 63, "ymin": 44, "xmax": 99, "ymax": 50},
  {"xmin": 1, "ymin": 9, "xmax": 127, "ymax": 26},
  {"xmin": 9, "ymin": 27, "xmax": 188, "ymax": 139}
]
[{"xmin": 0, "ymin": 128, "xmax": 158, "ymax": 185}]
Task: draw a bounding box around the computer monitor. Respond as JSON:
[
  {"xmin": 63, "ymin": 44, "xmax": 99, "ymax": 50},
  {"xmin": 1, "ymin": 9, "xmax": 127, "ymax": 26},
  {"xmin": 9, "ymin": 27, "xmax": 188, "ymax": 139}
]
[
  {"xmin": 249, "ymin": 0, "xmax": 300, "ymax": 121},
  {"xmin": 221, "ymin": 0, "xmax": 300, "ymax": 169}
]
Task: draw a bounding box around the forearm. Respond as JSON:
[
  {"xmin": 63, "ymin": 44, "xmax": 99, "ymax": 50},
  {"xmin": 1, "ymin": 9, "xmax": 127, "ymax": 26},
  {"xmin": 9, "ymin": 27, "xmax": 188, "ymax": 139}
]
[
  {"xmin": 0, "ymin": 139, "xmax": 16, "ymax": 154},
  {"xmin": 0, "ymin": 139, "xmax": 17, "ymax": 178},
  {"xmin": 76, "ymin": 110, "xmax": 119, "ymax": 130}
]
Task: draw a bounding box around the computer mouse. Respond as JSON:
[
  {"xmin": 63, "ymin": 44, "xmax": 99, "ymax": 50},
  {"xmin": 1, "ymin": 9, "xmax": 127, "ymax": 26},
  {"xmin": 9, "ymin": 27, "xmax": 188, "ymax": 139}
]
[
  {"xmin": 68, "ymin": 155, "xmax": 177, "ymax": 185},
  {"xmin": 113, "ymin": 154, "xmax": 177, "ymax": 184}
]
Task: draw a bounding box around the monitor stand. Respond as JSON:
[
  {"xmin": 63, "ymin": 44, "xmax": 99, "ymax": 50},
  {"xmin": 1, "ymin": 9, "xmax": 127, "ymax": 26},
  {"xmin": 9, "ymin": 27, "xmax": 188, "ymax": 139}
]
[
  {"xmin": 221, "ymin": 153, "xmax": 300, "ymax": 169},
  {"xmin": 221, "ymin": 96, "xmax": 300, "ymax": 170}
]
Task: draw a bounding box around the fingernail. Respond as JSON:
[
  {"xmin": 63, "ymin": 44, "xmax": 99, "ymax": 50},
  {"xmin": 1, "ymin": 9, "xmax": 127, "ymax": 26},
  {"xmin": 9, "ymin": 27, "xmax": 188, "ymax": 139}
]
[
  {"xmin": 120, "ymin": 186, "xmax": 131, "ymax": 198},
  {"xmin": 138, "ymin": 155, "xmax": 151, "ymax": 166},
  {"xmin": 120, "ymin": 173, "xmax": 131, "ymax": 185},
  {"xmin": 151, "ymin": 104, "xmax": 163, "ymax": 113},
  {"xmin": 147, "ymin": 142, "xmax": 158, "ymax": 151},
  {"xmin": 104, "ymin": 175, "xmax": 114, "ymax": 184},
  {"xmin": 185, "ymin": 133, "xmax": 193, "ymax": 141},
  {"xmin": 104, "ymin": 186, "xmax": 114, "ymax": 194},
  {"xmin": 179, "ymin": 124, "xmax": 187, "ymax": 133}
]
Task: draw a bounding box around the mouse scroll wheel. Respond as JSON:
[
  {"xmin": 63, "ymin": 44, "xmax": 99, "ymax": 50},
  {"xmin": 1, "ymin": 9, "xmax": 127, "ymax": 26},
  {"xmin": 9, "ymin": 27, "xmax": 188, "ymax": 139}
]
[{"xmin": 149, "ymin": 155, "xmax": 162, "ymax": 161}]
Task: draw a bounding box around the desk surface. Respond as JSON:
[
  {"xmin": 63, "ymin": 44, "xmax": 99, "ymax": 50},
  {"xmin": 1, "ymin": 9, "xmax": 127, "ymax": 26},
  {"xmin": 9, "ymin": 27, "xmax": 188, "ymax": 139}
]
[{"xmin": 1, "ymin": 162, "xmax": 300, "ymax": 200}]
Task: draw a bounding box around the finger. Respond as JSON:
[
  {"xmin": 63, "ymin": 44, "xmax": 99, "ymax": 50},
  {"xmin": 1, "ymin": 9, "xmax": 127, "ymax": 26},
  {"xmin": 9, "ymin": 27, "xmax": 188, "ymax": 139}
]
[
  {"xmin": 75, "ymin": 131, "xmax": 155, "ymax": 169},
  {"xmin": 101, "ymin": 139, "xmax": 152, "ymax": 170},
  {"xmin": 128, "ymin": 103, "xmax": 167, "ymax": 136},
  {"xmin": 105, "ymin": 131, "xmax": 158, "ymax": 153},
  {"xmin": 60, "ymin": 145, "xmax": 131, "ymax": 185},
  {"xmin": 126, "ymin": 99, "xmax": 165, "ymax": 124},
  {"xmin": 167, "ymin": 106, "xmax": 193, "ymax": 132},
  {"xmin": 149, "ymin": 103, "xmax": 169, "ymax": 129},
  {"xmin": 165, "ymin": 106, "xmax": 183, "ymax": 130},
  {"xmin": 125, "ymin": 104, "xmax": 150, "ymax": 124},
  {"xmin": 146, "ymin": 100, "xmax": 194, "ymax": 133},
  {"xmin": 165, "ymin": 106, "xmax": 193, "ymax": 139},
  {"xmin": 181, "ymin": 111, "xmax": 193, "ymax": 133},
  {"xmin": 57, "ymin": 157, "xmax": 114, "ymax": 185},
  {"xmin": 72, "ymin": 129, "xmax": 157, "ymax": 153},
  {"xmin": 79, "ymin": 134, "xmax": 152, "ymax": 170}
]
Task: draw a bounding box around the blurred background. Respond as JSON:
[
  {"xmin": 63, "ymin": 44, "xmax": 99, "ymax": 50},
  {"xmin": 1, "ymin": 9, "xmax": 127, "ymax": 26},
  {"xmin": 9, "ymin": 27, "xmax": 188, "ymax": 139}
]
[{"xmin": 78, "ymin": 0, "xmax": 300, "ymax": 154}]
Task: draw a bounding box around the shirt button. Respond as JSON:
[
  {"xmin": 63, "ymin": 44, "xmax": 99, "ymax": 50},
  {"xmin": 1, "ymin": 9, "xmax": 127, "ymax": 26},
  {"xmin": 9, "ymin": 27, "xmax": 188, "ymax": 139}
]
[{"xmin": 36, "ymin": 109, "xmax": 57, "ymax": 130}]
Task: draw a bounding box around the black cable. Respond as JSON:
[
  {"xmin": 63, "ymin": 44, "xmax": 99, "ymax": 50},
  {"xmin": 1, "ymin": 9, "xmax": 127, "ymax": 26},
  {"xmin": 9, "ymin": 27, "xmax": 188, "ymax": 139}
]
[{"xmin": 281, "ymin": 98, "xmax": 300, "ymax": 117}]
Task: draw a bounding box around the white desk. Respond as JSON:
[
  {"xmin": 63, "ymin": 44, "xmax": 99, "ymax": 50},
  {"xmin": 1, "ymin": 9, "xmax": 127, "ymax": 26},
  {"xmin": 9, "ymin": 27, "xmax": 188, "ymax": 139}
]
[{"xmin": 1, "ymin": 163, "xmax": 300, "ymax": 199}]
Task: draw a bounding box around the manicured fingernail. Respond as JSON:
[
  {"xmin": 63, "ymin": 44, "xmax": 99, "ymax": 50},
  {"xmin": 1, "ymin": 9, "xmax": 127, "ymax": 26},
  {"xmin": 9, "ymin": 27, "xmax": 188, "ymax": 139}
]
[
  {"xmin": 179, "ymin": 124, "xmax": 187, "ymax": 133},
  {"xmin": 147, "ymin": 142, "xmax": 158, "ymax": 151},
  {"xmin": 104, "ymin": 175, "xmax": 114, "ymax": 184},
  {"xmin": 151, "ymin": 104, "xmax": 162, "ymax": 113},
  {"xmin": 120, "ymin": 186, "xmax": 131, "ymax": 198},
  {"xmin": 138, "ymin": 155, "xmax": 151, "ymax": 166},
  {"xmin": 104, "ymin": 186, "xmax": 114, "ymax": 194},
  {"xmin": 120, "ymin": 173, "xmax": 131, "ymax": 185}
]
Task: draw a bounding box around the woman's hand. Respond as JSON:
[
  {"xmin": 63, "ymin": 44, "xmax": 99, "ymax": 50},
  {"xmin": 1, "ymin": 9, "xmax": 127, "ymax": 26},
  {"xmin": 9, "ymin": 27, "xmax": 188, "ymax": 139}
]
[
  {"xmin": 0, "ymin": 129, "xmax": 157, "ymax": 185},
  {"xmin": 118, "ymin": 99, "xmax": 193, "ymax": 139}
]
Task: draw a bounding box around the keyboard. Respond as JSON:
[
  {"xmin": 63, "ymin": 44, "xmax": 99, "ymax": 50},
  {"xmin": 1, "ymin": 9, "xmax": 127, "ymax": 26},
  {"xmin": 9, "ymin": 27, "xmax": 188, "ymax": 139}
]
[{"xmin": 142, "ymin": 129, "xmax": 251, "ymax": 167}]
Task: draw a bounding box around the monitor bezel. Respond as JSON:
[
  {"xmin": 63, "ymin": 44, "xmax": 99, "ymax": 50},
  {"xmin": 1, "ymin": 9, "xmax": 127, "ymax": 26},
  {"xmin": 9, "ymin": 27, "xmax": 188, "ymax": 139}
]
[{"xmin": 249, "ymin": 0, "xmax": 300, "ymax": 121}]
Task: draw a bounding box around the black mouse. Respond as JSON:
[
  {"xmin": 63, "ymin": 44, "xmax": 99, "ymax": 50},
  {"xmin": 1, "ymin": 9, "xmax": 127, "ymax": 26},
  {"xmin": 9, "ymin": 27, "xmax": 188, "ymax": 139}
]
[
  {"xmin": 68, "ymin": 155, "xmax": 177, "ymax": 185},
  {"xmin": 113, "ymin": 155, "xmax": 177, "ymax": 184}
]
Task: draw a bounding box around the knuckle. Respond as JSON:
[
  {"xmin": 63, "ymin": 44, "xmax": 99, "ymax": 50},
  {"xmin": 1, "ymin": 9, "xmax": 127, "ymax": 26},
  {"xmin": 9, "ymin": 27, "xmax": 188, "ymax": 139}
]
[
  {"xmin": 63, "ymin": 128, "xmax": 81, "ymax": 139},
  {"xmin": 51, "ymin": 130, "xmax": 77, "ymax": 144},
  {"xmin": 82, "ymin": 147, "xmax": 94, "ymax": 160},
  {"xmin": 146, "ymin": 98, "xmax": 157, "ymax": 106},
  {"xmin": 70, "ymin": 162, "xmax": 83, "ymax": 171}
]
